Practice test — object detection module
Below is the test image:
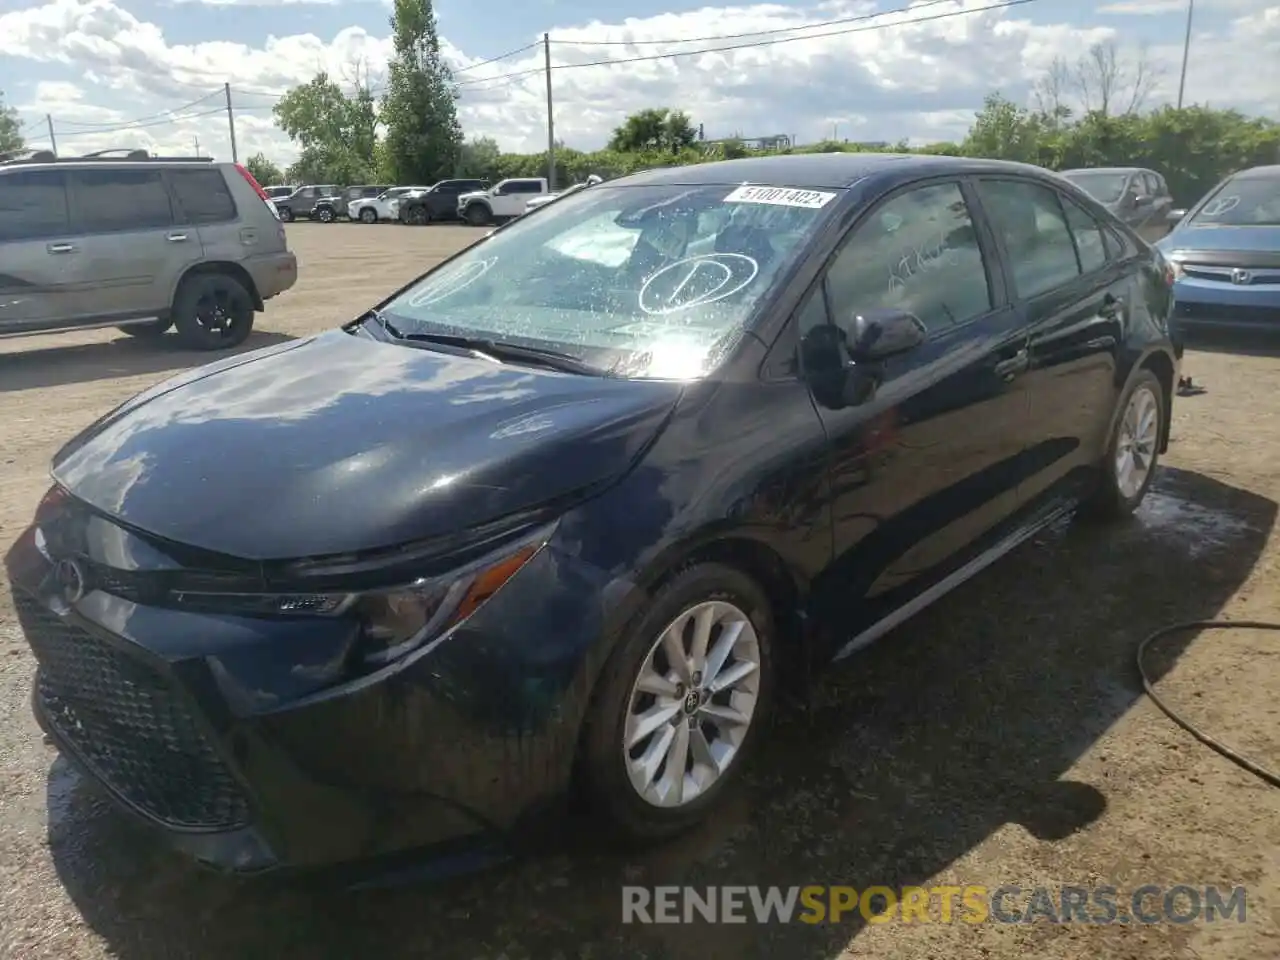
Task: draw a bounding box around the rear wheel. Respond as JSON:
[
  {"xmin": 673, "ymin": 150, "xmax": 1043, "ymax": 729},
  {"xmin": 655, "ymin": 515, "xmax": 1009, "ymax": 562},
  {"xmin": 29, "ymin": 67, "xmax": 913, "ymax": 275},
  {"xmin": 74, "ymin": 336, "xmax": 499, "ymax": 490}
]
[
  {"xmin": 316, "ymin": 206, "xmax": 335, "ymax": 223},
  {"xmin": 359, "ymin": 208, "xmax": 377, "ymax": 224},
  {"xmin": 580, "ymin": 562, "xmax": 774, "ymax": 842},
  {"xmin": 172, "ymin": 273, "xmax": 255, "ymax": 350},
  {"xmin": 1083, "ymin": 369, "xmax": 1164, "ymax": 521},
  {"xmin": 405, "ymin": 205, "xmax": 428, "ymax": 226},
  {"xmin": 116, "ymin": 318, "xmax": 172, "ymax": 339}
]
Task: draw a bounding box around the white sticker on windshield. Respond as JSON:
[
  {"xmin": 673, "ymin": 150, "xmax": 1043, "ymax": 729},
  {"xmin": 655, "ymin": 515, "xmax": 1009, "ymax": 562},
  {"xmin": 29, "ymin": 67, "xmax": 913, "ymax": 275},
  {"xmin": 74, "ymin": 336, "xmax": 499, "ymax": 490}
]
[{"xmin": 722, "ymin": 185, "xmax": 837, "ymax": 209}]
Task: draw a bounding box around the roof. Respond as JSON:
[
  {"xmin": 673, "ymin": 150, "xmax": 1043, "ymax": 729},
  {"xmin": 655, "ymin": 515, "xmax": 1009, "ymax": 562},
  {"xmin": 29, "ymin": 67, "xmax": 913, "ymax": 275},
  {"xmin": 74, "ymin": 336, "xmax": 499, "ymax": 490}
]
[
  {"xmin": 1232, "ymin": 164, "xmax": 1280, "ymax": 179},
  {"xmin": 1059, "ymin": 167, "xmax": 1148, "ymax": 176},
  {"xmin": 614, "ymin": 152, "xmax": 1057, "ymax": 189}
]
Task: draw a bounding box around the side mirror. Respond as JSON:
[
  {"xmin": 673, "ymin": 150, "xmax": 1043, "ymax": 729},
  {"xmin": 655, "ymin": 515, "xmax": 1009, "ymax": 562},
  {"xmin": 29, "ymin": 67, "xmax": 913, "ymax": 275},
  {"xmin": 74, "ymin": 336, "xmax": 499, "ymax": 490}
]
[
  {"xmin": 800, "ymin": 309, "xmax": 926, "ymax": 409},
  {"xmin": 1133, "ymin": 194, "xmax": 1152, "ymax": 207},
  {"xmin": 1167, "ymin": 208, "xmax": 1187, "ymax": 224},
  {"xmin": 847, "ymin": 308, "xmax": 928, "ymax": 362}
]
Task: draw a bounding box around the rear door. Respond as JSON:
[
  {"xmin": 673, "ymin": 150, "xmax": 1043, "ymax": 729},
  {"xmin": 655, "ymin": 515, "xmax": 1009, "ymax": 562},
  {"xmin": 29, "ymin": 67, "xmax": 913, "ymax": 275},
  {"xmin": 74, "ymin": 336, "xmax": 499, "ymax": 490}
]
[
  {"xmin": 66, "ymin": 166, "xmax": 192, "ymax": 322},
  {"xmin": 0, "ymin": 168, "xmax": 79, "ymax": 330},
  {"xmin": 972, "ymin": 176, "xmax": 1128, "ymax": 514},
  {"xmin": 168, "ymin": 166, "xmax": 241, "ymax": 269},
  {"xmin": 798, "ymin": 178, "xmax": 1033, "ymax": 655}
]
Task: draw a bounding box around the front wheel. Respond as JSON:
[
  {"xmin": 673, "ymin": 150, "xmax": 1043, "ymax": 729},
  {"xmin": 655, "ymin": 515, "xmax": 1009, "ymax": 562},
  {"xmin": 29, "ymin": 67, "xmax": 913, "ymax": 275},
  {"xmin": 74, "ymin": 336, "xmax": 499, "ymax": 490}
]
[
  {"xmin": 1083, "ymin": 369, "xmax": 1164, "ymax": 521},
  {"xmin": 580, "ymin": 563, "xmax": 774, "ymax": 842},
  {"xmin": 359, "ymin": 208, "xmax": 377, "ymax": 224},
  {"xmin": 172, "ymin": 273, "xmax": 255, "ymax": 350},
  {"xmin": 277, "ymin": 207, "xmax": 294, "ymax": 222},
  {"xmin": 464, "ymin": 204, "xmax": 491, "ymax": 227}
]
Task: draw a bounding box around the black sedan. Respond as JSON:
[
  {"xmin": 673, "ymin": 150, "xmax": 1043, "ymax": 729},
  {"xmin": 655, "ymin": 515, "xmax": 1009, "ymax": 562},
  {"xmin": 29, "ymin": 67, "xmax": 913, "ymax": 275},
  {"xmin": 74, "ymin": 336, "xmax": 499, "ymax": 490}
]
[{"xmin": 5, "ymin": 153, "xmax": 1178, "ymax": 875}]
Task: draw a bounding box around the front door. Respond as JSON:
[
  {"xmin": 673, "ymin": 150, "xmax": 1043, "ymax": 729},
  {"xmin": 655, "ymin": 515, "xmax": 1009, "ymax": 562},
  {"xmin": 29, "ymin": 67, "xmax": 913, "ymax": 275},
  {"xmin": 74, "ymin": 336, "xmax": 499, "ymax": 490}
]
[
  {"xmin": 799, "ymin": 179, "xmax": 1032, "ymax": 659},
  {"xmin": 0, "ymin": 168, "xmax": 82, "ymax": 331}
]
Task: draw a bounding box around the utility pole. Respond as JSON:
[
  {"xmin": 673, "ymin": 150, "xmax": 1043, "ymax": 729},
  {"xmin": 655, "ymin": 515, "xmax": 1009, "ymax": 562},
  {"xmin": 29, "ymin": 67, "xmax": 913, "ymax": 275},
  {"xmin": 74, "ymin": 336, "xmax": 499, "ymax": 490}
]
[
  {"xmin": 46, "ymin": 114, "xmax": 57, "ymax": 156},
  {"xmin": 543, "ymin": 33, "xmax": 556, "ymax": 191},
  {"xmin": 1176, "ymin": 0, "xmax": 1194, "ymax": 109},
  {"xmin": 193, "ymin": 135, "xmax": 201, "ymax": 157},
  {"xmin": 224, "ymin": 82, "xmax": 238, "ymax": 162}
]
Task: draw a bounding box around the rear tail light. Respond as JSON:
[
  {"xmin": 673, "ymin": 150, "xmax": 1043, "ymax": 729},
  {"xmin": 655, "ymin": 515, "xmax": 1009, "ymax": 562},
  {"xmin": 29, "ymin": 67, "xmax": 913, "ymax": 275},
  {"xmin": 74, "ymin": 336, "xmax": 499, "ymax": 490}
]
[{"xmin": 234, "ymin": 163, "xmax": 278, "ymax": 216}]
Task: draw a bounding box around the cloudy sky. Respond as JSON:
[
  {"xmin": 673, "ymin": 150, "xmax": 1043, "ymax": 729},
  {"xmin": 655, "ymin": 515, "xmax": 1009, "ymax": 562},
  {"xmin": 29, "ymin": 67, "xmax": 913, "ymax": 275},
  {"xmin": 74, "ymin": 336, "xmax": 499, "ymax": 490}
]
[{"xmin": 0, "ymin": 0, "xmax": 1276, "ymax": 167}]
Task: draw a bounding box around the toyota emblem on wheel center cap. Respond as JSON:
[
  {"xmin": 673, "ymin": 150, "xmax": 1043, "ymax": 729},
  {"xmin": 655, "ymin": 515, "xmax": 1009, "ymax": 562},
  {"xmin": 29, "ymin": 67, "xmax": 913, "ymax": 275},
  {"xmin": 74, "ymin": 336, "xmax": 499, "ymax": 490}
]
[{"xmin": 53, "ymin": 558, "xmax": 86, "ymax": 604}]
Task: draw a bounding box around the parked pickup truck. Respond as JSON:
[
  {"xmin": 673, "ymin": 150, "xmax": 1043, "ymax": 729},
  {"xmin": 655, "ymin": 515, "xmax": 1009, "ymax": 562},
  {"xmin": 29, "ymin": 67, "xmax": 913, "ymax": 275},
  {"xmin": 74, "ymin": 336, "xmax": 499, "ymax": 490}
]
[{"xmin": 457, "ymin": 177, "xmax": 550, "ymax": 226}]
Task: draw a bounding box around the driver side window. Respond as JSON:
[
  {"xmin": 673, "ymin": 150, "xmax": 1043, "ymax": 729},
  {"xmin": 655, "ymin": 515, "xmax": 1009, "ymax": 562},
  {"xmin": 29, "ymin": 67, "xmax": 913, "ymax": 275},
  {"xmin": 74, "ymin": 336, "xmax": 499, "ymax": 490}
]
[{"xmin": 824, "ymin": 181, "xmax": 993, "ymax": 335}]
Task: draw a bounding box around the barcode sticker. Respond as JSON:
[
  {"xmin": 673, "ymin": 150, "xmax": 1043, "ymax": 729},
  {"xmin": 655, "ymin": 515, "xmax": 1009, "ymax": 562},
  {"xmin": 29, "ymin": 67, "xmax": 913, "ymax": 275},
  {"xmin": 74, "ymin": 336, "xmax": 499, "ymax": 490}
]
[{"xmin": 722, "ymin": 185, "xmax": 837, "ymax": 209}]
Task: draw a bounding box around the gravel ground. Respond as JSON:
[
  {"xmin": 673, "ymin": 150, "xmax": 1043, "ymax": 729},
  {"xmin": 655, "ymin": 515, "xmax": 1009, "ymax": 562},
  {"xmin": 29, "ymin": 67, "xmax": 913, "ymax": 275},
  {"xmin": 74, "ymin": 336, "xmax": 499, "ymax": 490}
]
[{"xmin": 1, "ymin": 223, "xmax": 1278, "ymax": 960}]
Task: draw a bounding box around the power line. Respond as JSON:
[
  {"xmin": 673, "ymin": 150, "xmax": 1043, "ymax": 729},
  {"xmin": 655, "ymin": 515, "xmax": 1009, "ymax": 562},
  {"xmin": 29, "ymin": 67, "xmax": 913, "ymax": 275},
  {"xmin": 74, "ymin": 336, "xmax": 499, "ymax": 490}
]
[
  {"xmin": 52, "ymin": 90, "xmax": 223, "ymax": 129},
  {"xmin": 455, "ymin": 41, "xmax": 540, "ymax": 73},
  {"xmin": 455, "ymin": 0, "xmax": 1043, "ymax": 91},
  {"xmin": 550, "ymin": 0, "xmax": 956, "ymax": 46},
  {"xmin": 55, "ymin": 107, "xmax": 226, "ymax": 138}
]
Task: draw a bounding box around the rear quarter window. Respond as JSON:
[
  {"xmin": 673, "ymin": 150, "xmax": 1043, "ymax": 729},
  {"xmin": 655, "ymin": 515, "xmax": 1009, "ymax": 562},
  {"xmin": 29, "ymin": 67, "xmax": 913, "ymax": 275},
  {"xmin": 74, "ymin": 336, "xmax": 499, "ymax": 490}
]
[
  {"xmin": 169, "ymin": 168, "xmax": 237, "ymax": 224},
  {"xmin": 0, "ymin": 170, "xmax": 70, "ymax": 242}
]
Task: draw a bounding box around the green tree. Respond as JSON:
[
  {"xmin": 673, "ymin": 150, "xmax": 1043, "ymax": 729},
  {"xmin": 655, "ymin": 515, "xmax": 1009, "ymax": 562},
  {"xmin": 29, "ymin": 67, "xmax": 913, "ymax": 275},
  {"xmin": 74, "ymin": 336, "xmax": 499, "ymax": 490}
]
[
  {"xmin": 0, "ymin": 90, "xmax": 24, "ymax": 155},
  {"xmin": 608, "ymin": 108, "xmax": 697, "ymax": 153},
  {"xmin": 380, "ymin": 0, "xmax": 462, "ymax": 183},
  {"xmin": 457, "ymin": 135, "xmax": 501, "ymax": 179},
  {"xmin": 960, "ymin": 93, "xmax": 1047, "ymax": 164},
  {"xmin": 245, "ymin": 152, "xmax": 284, "ymax": 186},
  {"xmin": 273, "ymin": 72, "xmax": 377, "ymax": 183}
]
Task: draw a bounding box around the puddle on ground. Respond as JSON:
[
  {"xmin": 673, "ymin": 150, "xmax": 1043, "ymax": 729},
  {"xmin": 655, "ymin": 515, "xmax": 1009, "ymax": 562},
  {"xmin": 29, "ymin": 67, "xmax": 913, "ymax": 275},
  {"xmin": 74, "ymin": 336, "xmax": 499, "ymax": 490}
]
[{"xmin": 1135, "ymin": 490, "xmax": 1254, "ymax": 558}]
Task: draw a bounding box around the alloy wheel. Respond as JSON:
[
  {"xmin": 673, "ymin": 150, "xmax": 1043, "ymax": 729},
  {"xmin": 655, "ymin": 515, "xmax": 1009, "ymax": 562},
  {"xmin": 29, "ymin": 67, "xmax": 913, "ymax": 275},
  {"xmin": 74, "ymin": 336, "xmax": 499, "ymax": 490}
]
[
  {"xmin": 1115, "ymin": 384, "xmax": 1159, "ymax": 499},
  {"xmin": 623, "ymin": 600, "xmax": 762, "ymax": 808}
]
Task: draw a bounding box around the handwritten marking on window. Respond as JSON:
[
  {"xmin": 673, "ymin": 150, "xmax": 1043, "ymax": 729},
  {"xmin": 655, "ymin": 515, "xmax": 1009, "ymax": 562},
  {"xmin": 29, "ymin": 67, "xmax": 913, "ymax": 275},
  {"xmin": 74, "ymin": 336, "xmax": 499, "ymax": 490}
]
[{"xmin": 887, "ymin": 229, "xmax": 960, "ymax": 294}]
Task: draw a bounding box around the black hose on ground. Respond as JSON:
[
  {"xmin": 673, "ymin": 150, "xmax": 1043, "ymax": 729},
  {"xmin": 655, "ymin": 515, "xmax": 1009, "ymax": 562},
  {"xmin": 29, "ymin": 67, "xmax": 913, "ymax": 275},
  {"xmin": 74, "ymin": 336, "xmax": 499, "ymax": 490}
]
[{"xmin": 1137, "ymin": 619, "xmax": 1280, "ymax": 788}]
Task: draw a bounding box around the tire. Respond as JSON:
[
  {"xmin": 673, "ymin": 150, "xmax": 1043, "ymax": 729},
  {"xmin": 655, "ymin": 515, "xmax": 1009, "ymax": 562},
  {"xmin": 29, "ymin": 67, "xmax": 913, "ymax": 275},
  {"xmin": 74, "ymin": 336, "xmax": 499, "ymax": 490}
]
[
  {"xmin": 277, "ymin": 206, "xmax": 294, "ymax": 222},
  {"xmin": 405, "ymin": 205, "xmax": 428, "ymax": 226},
  {"xmin": 1082, "ymin": 369, "xmax": 1164, "ymax": 521},
  {"xmin": 464, "ymin": 203, "xmax": 491, "ymax": 227},
  {"xmin": 580, "ymin": 562, "xmax": 775, "ymax": 843},
  {"xmin": 171, "ymin": 273, "xmax": 256, "ymax": 351},
  {"xmin": 316, "ymin": 206, "xmax": 335, "ymax": 223},
  {"xmin": 117, "ymin": 318, "xmax": 172, "ymax": 339},
  {"xmin": 359, "ymin": 208, "xmax": 377, "ymax": 224}
]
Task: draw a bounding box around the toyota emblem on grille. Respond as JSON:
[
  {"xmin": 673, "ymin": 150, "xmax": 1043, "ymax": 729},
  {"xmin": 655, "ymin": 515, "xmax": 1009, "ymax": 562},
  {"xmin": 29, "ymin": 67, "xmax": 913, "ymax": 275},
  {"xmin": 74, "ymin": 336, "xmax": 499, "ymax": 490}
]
[
  {"xmin": 1231, "ymin": 268, "xmax": 1252, "ymax": 285},
  {"xmin": 54, "ymin": 559, "xmax": 86, "ymax": 603}
]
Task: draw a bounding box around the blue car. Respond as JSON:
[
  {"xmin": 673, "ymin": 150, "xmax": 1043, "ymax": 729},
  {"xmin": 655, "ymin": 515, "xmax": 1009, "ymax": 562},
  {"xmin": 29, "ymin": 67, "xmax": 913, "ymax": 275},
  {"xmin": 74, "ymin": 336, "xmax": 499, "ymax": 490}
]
[{"xmin": 1157, "ymin": 164, "xmax": 1280, "ymax": 337}]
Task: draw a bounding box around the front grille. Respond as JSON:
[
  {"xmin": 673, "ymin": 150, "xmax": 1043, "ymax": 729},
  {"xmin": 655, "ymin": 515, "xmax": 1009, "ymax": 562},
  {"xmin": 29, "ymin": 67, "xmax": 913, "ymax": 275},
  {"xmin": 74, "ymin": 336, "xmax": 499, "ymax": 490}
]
[
  {"xmin": 1175, "ymin": 302, "xmax": 1280, "ymax": 326},
  {"xmin": 15, "ymin": 593, "xmax": 251, "ymax": 830}
]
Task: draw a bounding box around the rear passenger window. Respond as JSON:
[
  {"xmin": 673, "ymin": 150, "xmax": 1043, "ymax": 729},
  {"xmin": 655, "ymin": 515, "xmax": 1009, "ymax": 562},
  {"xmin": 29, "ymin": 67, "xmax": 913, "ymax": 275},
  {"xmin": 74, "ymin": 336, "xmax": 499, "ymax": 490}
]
[
  {"xmin": 1062, "ymin": 198, "xmax": 1108, "ymax": 273},
  {"xmin": 825, "ymin": 181, "xmax": 992, "ymax": 335},
  {"xmin": 977, "ymin": 180, "xmax": 1081, "ymax": 298},
  {"xmin": 170, "ymin": 168, "xmax": 237, "ymax": 224},
  {"xmin": 72, "ymin": 169, "xmax": 172, "ymax": 233},
  {"xmin": 0, "ymin": 170, "xmax": 70, "ymax": 242}
]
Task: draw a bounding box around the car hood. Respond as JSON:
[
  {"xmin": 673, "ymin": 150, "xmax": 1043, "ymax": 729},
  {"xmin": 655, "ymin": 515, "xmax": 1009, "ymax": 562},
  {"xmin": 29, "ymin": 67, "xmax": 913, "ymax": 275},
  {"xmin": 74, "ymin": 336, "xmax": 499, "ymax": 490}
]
[
  {"xmin": 458, "ymin": 191, "xmax": 489, "ymax": 203},
  {"xmin": 1159, "ymin": 224, "xmax": 1280, "ymax": 255},
  {"xmin": 52, "ymin": 330, "xmax": 683, "ymax": 561}
]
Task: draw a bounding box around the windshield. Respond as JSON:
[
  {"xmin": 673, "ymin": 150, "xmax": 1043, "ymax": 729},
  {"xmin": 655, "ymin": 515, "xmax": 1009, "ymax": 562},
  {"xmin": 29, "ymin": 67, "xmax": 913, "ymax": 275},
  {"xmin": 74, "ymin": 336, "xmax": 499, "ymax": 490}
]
[
  {"xmin": 1062, "ymin": 172, "xmax": 1130, "ymax": 204},
  {"xmin": 379, "ymin": 182, "xmax": 840, "ymax": 378},
  {"xmin": 1189, "ymin": 175, "xmax": 1280, "ymax": 226}
]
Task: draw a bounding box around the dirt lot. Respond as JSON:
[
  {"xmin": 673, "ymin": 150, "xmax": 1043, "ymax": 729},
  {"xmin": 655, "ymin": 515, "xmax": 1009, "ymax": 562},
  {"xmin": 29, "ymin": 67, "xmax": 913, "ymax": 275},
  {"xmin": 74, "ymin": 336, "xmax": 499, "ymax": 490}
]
[{"xmin": 1, "ymin": 223, "xmax": 1279, "ymax": 960}]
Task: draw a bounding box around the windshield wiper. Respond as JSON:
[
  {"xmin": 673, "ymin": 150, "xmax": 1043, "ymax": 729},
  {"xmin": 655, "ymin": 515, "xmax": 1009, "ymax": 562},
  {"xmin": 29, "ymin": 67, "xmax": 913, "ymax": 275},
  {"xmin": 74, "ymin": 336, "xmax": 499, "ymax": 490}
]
[{"xmin": 390, "ymin": 330, "xmax": 606, "ymax": 376}]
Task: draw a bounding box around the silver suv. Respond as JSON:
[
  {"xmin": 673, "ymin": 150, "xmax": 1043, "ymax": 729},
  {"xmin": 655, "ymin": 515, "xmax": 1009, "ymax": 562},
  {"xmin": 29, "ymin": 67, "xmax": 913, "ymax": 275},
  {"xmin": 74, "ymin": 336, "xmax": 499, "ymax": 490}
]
[{"xmin": 0, "ymin": 150, "xmax": 298, "ymax": 350}]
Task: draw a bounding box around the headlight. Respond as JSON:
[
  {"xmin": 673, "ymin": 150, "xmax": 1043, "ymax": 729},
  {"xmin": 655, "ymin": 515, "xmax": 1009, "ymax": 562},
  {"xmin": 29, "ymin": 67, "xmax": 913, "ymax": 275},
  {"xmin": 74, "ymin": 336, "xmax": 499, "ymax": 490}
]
[{"xmin": 170, "ymin": 526, "xmax": 551, "ymax": 665}]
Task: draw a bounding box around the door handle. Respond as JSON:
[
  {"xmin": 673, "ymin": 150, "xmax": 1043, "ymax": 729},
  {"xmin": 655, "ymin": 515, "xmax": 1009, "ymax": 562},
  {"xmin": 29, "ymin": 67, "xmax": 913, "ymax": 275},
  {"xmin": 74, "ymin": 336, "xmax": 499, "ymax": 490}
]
[
  {"xmin": 993, "ymin": 348, "xmax": 1029, "ymax": 380},
  {"xmin": 167, "ymin": 233, "xmax": 188, "ymax": 242},
  {"xmin": 1100, "ymin": 293, "xmax": 1125, "ymax": 318},
  {"xmin": 46, "ymin": 242, "xmax": 77, "ymax": 254}
]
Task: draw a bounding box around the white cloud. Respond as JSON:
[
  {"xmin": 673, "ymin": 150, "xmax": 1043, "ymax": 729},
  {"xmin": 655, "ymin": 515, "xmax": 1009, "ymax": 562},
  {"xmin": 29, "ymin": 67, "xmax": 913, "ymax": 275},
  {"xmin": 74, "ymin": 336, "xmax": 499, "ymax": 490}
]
[{"xmin": 1, "ymin": 0, "xmax": 1277, "ymax": 166}]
